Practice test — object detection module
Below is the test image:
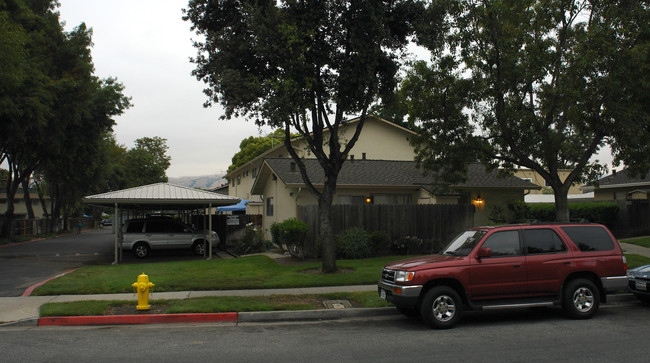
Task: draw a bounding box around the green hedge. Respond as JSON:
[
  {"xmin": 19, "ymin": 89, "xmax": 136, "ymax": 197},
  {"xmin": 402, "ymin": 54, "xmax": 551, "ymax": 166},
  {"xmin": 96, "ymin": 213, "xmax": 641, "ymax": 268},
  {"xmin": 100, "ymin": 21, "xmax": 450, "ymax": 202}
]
[{"xmin": 526, "ymin": 202, "xmax": 620, "ymax": 229}]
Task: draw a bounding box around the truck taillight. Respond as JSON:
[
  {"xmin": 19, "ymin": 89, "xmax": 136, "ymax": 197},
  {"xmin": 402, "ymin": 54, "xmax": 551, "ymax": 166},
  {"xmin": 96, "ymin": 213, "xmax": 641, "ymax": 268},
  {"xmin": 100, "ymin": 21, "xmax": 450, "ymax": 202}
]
[{"xmin": 623, "ymin": 256, "xmax": 627, "ymax": 272}]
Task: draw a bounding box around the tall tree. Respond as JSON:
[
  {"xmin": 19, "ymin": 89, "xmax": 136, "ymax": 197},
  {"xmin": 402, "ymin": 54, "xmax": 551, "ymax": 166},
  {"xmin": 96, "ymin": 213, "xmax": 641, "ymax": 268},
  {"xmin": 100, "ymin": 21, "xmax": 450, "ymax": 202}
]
[
  {"xmin": 0, "ymin": 0, "xmax": 130, "ymax": 235},
  {"xmin": 124, "ymin": 136, "xmax": 171, "ymax": 187},
  {"xmin": 184, "ymin": 0, "xmax": 427, "ymax": 272},
  {"xmin": 404, "ymin": 0, "xmax": 650, "ymax": 221},
  {"xmin": 227, "ymin": 129, "xmax": 295, "ymax": 173}
]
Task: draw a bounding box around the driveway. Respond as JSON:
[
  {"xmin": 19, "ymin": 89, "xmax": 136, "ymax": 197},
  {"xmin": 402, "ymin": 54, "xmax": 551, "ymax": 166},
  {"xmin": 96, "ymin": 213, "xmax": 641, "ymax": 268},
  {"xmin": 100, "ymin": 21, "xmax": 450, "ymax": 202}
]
[{"xmin": 0, "ymin": 229, "xmax": 115, "ymax": 297}]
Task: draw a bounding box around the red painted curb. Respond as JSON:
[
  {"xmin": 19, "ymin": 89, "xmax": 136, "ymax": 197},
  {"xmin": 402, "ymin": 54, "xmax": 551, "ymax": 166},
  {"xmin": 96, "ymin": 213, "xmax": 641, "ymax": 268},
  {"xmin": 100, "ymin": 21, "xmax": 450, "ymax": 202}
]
[
  {"xmin": 22, "ymin": 268, "xmax": 79, "ymax": 296},
  {"xmin": 38, "ymin": 312, "xmax": 239, "ymax": 326}
]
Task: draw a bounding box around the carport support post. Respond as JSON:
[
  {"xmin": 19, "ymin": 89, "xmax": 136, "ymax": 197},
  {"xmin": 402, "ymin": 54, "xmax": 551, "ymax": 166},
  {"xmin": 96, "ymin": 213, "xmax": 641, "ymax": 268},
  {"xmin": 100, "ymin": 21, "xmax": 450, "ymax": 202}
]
[
  {"xmin": 208, "ymin": 203, "xmax": 213, "ymax": 260},
  {"xmin": 113, "ymin": 203, "xmax": 119, "ymax": 265}
]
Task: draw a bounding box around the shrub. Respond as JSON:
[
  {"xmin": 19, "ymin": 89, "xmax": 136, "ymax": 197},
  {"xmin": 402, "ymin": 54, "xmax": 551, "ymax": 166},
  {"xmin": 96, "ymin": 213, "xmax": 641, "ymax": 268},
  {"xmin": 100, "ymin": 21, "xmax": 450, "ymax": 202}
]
[
  {"xmin": 336, "ymin": 227, "xmax": 372, "ymax": 259},
  {"xmin": 229, "ymin": 225, "xmax": 271, "ymax": 255},
  {"xmin": 393, "ymin": 236, "xmax": 423, "ymax": 255},
  {"xmin": 368, "ymin": 230, "xmax": 392, "ymax": 256},
  {"xmin": 275, "ymin": 218, "xmax": 308, "ymax": 258},
  {"xmin": 529, "ymin": 202, "xmax": 620, "ymax": 229}
]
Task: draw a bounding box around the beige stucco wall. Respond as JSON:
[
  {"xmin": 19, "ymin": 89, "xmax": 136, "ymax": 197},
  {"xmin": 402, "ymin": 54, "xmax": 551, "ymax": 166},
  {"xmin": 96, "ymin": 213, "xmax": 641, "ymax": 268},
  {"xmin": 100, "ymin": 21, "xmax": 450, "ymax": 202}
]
[
  {"xmin": 594, "ymin": 187, "xmax": 650, "ymax": 201},
  {"xmin": 466, "ymin": 189, "xmax": 525, "ymax": 226},
  {"xmin": 513, "ymin": 169, "xmax": 582, "ymax": 195}
]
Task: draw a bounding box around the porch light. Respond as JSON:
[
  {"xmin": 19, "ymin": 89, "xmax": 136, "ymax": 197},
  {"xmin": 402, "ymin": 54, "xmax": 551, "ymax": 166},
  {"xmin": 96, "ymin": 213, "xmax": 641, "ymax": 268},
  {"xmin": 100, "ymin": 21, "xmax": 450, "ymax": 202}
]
[
  {"xmin": 472, "ymin": 195, "xmax": 485, "ymax": 207},
  {"xmin": 365, "ymin": 196, "xmax": 374, "ymax": 204}
]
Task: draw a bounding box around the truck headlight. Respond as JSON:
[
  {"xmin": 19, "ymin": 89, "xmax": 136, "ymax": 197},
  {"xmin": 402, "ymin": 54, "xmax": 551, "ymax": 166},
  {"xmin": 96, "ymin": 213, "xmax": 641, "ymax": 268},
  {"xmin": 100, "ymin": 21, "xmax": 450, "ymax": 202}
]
[{"xmin": 395, "ymin": 271, "xmax": 415, "ymax": 282}]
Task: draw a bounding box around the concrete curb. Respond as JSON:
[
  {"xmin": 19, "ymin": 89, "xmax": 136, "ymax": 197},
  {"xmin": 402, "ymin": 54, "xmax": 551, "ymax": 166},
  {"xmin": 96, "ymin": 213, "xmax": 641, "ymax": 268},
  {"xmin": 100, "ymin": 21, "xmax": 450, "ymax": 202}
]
[
  {"xmin": 25, "ymin": 294, "xmax": 638, "ymax": 327},
  {"xmin": 34, "ymin": 308, "xmax": 397, "ymax": 327}
]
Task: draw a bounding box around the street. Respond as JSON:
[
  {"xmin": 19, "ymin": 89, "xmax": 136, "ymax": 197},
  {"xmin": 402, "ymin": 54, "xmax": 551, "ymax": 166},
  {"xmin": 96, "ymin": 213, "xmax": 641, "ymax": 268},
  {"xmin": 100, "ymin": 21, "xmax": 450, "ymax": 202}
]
[
  {"xmin": 1, "ymin": 300, "xmax": 648, "ymax": 362},
  {"xmin": 0, "ymin": 229, "xmax": 115, "ymax": 296}
]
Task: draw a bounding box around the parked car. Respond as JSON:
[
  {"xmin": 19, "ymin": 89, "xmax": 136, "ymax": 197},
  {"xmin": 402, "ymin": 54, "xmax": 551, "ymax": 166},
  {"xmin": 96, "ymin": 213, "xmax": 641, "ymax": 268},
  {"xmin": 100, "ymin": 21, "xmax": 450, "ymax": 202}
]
[
  {"xmin": 121, "ymin": 217, "xmax": 220, "ymax": 258},
  {"xmin": 378, "ymin": 222, "xmax": 628, "ymax": 329},
  {"xmin": 100, "ymin": 218, "xmax": 113, "ymax": 227},
  {"xmin": 627, "ymin": 264, "xmax": 650, "ymax": 303}
]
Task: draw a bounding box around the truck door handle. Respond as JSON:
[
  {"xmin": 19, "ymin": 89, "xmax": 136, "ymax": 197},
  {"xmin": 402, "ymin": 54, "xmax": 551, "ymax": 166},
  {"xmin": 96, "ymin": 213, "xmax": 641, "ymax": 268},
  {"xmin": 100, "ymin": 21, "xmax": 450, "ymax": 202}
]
[{"xmin": 513, "ymin": 265, "xmax": 522, "ymax": 268}]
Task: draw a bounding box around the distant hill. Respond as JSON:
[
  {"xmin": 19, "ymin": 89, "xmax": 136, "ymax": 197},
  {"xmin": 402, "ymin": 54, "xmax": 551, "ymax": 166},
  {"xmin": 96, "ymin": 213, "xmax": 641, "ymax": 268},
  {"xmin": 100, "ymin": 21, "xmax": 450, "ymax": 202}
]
[{"xmin": 168, "ymin": 175, "xmax": 227, "ymax": 190}]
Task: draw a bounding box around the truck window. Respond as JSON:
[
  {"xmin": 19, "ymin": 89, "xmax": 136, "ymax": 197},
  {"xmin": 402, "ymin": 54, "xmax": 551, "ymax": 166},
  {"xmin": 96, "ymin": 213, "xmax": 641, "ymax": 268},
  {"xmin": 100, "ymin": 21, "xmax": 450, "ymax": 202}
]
[
  {"xmin": 481, "ymin": 231, "xmax": 521, "ymax": 256},
  {"xmin": 561, "ymin": 226, "xmax": 615, "ymax": 252},
  {"xmin": 523, "ymin": 229, "xmax": 566, "ymax": 254}
]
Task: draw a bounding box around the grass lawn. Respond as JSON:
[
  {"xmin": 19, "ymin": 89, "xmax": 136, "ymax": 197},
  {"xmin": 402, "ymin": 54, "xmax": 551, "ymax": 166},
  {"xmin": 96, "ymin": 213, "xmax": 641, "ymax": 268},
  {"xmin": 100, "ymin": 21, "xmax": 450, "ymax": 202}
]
[
  {"xmin": 33, "ymin": 255, "xmax": 401, "ymax": 296},
  {"xmin": 620, "ymin": 236, "xmax": 650, "ymax": 249},
  {"xmin": 39, "ymin": 291, "xmax": 392, "ymax": 317}
]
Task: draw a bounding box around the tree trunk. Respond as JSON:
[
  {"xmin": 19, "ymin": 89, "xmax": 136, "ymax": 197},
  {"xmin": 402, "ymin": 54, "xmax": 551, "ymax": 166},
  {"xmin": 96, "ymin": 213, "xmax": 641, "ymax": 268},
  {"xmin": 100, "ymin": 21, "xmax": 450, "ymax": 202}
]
[
  {"xmin": 22, "ymin": 179, "xmax": 35, "ymax": 219},
  {"xmin": 319, "ymin": 176, "xmax": 338, "ymax": 273},
  {"xmin": 553, "ymin": 187, "xmax": 570, "ymax": 222}
]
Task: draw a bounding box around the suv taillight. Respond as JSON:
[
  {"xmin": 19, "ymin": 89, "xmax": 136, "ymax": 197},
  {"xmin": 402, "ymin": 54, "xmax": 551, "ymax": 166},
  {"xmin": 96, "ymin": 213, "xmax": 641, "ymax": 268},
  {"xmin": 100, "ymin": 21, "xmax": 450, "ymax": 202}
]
[{"xmin": 623, "ymin": 255, "xmax": 627, "ymax": 272}]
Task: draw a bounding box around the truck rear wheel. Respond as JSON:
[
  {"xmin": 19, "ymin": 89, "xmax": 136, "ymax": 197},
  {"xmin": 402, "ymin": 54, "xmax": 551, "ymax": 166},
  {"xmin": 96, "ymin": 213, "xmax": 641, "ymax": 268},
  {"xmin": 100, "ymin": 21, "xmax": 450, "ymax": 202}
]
[
  {"xmin": 420, "ymin": 286, "xmax": 462, "ymax": 329},
  {"xmin": 563, "ymin": 278, "xmax": 600, "ymax": 319}
]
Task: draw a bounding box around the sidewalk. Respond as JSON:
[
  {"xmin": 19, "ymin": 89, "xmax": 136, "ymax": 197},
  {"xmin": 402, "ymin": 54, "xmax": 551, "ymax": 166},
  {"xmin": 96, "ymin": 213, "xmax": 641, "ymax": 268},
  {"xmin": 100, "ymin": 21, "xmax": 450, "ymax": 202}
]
[
  {"xmin": 0, "ymin": 285, "xmax": 381, "ymax": 327},
  {"xmin": 620, "ymin": 242, "xmax": 650, "ymax": 258}
]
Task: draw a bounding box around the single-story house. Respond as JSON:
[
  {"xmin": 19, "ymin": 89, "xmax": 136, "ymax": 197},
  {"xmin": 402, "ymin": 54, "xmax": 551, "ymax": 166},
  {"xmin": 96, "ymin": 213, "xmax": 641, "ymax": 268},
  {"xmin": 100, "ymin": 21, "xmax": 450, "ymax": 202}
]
[{"xmin": 595, "ymin": 169, "xmax": 650, "ymax": 201}]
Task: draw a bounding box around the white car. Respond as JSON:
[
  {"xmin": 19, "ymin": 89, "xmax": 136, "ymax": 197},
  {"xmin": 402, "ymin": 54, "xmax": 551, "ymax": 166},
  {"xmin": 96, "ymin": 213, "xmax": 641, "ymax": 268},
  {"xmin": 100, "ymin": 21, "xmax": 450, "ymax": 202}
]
[{"xmin": 121, "ymin": 217, "xmax": 219, "ymax": 258}]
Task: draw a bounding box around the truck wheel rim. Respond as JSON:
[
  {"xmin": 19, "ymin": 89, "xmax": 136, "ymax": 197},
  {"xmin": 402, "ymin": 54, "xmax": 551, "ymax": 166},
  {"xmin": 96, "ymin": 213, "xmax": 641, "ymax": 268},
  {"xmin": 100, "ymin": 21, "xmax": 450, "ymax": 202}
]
[
  {"xmin": 572, "ymin": 287, "xmax": 594, "ymax": 312},
  {"xmin": 433, "ymin": 295, "xmax": 456, "ymax": 322}
]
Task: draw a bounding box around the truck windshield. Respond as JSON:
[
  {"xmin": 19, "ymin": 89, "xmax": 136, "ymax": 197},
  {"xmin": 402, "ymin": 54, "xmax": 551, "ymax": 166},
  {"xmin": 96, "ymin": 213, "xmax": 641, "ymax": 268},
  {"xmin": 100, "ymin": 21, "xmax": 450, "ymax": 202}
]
[{"xmin": 442, "ymin": 230, "xmax": 487, "ymax": 256}]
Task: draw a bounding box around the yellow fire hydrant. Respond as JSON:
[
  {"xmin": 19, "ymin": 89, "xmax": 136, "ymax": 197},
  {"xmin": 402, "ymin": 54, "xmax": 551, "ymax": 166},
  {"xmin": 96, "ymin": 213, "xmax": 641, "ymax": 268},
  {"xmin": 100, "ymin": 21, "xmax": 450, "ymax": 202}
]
[{"xmin": 132, "ymin": 273, "xmax": 155, "ymax": 311}]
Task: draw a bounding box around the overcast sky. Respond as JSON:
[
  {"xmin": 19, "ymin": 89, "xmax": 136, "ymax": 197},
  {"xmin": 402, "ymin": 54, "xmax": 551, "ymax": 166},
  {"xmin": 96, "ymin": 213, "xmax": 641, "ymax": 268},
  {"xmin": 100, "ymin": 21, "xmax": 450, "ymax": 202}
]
[
  {"xmin": 58, "ymin": 0, "xmax": 273, "ymax": 178},
  {"xmin": 56, "ymin": 0, "xmax": 616, "ymax": 179}
]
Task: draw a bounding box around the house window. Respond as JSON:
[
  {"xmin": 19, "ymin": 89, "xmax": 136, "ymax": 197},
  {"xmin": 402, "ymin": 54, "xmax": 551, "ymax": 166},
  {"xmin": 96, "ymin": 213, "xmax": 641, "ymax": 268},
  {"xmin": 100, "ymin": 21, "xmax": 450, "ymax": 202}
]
[
  {"xmin": 362, "ymin": 153, "xmax": 366, "ymax": 160},
  {"xmin": 252, "ymin": 168, "xmax": 257, "ymax": 178},
  {"xmin": 266, "ymin": 197, "xmax": 274, "ymax": 216},
  {"xmin": 237, "ymin": 176, "xmax": 241, "ymax": 185},
  {"xmin": 338, "ymin": 195, "xmax": 365, "ymax": 205},
  {"xmin": 374, "ymin": 194, "xmax": 412, "ymax": 205}
]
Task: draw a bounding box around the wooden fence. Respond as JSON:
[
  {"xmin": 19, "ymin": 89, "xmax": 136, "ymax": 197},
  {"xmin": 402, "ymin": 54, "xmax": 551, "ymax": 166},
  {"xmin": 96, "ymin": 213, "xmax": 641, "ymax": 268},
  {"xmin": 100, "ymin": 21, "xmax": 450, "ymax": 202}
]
[
  {"xmin": 0, "ymin": 217, "xmax": 95, "ymax": 238},
  {"xmin": 299, "ymin": 204, "xmax": 475, "ymax": 256},
  {"xmin": 610, "ymin": 199, "xmax": 650, "ymax": 238}
]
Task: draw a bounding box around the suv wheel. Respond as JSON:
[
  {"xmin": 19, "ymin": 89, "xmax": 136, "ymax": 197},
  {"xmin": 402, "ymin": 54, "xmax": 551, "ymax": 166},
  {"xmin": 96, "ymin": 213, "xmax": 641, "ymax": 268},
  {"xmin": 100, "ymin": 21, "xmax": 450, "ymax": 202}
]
[
  {"xmin": 133, "ymin": 243, "xmax": 150, "ymax": 258},
  {"xmin": 193, "ymin": 240, "xmax": 207, "ymax": 256},
  {"xmin": 563, "ymin": 278, "xmax": 600, "ymax": 319},
  {"xmin": 420, "ymin": 286, "xmax": 463, "ymax": 329}
]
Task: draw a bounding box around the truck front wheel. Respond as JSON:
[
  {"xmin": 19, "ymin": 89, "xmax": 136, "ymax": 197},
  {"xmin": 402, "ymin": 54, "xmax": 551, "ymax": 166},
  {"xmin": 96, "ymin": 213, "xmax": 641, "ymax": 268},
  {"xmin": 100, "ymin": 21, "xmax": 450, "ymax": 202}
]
[{"xmin": 420, "ymin": 286, "xmax": 463, "ymax": 329}]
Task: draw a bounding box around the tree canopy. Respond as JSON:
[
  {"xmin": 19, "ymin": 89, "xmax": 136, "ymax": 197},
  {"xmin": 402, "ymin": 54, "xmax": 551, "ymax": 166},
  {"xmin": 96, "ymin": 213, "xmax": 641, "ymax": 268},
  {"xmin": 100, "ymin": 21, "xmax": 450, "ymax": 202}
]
[
  {"xmin": 404, "ymin": 0, "xmax": 650, "ymax": 221},
  {"xmin": 185, "ymin": 0, "xmax": 427, "ymax": 272},
  {"xmin": 0, "ymin": 0, "xmax": 131, "ymax": 234},
  {"xmin": 123, "ymin": 136, "xmax": 172, "ymax": 187},
  {"xmin": 227, "ymin": 129, "xmax": 295, "ymax": 173}
]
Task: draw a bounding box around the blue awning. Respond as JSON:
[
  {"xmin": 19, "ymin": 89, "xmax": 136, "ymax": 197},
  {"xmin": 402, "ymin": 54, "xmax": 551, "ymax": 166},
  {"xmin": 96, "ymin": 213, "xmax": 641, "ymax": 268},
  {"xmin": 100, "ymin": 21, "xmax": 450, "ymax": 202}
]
[{"xmin": 217, "ymin": 199, "xmax": 250, "ymax": 212}]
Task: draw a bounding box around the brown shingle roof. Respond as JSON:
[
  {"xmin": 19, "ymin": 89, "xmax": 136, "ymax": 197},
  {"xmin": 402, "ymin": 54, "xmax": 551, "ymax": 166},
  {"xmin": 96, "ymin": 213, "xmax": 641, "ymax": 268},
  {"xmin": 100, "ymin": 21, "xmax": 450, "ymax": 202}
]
[
  {"xmin": 598, "ymin": 169, "xmax": 650, "ymax": 187},
  {"xmin": 263, "ymin": 158, "xmax": 537, "ymax": 189}
]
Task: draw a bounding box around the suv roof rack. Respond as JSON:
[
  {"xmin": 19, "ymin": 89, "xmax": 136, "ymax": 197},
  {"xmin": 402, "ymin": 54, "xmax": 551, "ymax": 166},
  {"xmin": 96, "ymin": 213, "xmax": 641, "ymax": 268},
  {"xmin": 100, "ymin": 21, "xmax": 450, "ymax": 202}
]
[{"xmin": 530, "ymin": 218, "xmax": 590, "ymax": 224}]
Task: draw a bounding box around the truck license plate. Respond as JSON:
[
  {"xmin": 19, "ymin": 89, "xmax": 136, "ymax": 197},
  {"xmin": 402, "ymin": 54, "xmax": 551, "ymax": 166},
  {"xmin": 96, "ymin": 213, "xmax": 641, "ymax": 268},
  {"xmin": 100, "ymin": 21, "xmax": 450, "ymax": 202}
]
[
  {"xmin": 380, "ymin": 289, "xmax": 387, "ymax": 300},
  {"xmin": 636, "ymin": 281, "xmax": 647, "ymax": 291}
]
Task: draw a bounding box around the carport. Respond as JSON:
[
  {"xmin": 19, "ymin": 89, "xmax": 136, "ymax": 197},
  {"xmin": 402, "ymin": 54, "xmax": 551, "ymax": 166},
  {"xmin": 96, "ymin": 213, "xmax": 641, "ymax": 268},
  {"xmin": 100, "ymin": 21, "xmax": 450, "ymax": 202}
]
[{"xmin": 82, "ymin": 183, "xmax": 240, "ymax": 264}]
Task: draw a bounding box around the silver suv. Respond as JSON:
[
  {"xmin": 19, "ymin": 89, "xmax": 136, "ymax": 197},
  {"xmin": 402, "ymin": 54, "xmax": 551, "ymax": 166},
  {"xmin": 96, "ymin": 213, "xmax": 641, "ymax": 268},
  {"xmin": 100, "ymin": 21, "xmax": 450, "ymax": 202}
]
[{"xmin": 121, "ymin": 217, "xmax": 220, "ymax": 258}]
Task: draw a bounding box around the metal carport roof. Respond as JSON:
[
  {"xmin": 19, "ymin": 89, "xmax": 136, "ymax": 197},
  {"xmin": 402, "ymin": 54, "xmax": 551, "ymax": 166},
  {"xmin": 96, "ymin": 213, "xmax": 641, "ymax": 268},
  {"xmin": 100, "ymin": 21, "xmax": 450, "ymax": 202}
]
[
  {"xmin": 82, "ymin": 183, "xmax": 240, "ymax": 263},
  {"xmin": 82, "ymin": 182, "xmax": 240, "ymax": 209}
]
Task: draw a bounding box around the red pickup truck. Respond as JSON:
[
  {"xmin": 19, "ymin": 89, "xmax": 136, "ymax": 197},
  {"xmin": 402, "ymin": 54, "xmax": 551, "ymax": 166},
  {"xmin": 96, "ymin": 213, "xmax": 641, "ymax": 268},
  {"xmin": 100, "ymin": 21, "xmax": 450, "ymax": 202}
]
[{"xmin": 378, "ymin": 223, "xmax": 628, "ymax": 329}]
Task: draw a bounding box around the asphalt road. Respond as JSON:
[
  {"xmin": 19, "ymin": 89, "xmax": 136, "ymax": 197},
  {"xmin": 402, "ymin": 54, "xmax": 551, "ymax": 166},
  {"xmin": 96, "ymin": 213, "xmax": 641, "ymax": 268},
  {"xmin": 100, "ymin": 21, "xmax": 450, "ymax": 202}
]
[
  {"xmin": 0, "ymin": 228, "xmax": 219, "ymax": 296},
  {"xmin": 0, "ymin": 229, "xmax": 115, "ymax": 297},
  {"xmin": 1, "ymin": 299, "xmax": 649, "ymax": 362}
]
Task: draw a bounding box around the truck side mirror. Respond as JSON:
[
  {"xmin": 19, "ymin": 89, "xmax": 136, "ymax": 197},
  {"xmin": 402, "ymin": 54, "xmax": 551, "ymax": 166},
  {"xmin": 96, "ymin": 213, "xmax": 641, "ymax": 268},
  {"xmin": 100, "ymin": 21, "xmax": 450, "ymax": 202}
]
[{"xmin": 477, "ymin": 247, "xmax": 492, "ymax": 258}]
